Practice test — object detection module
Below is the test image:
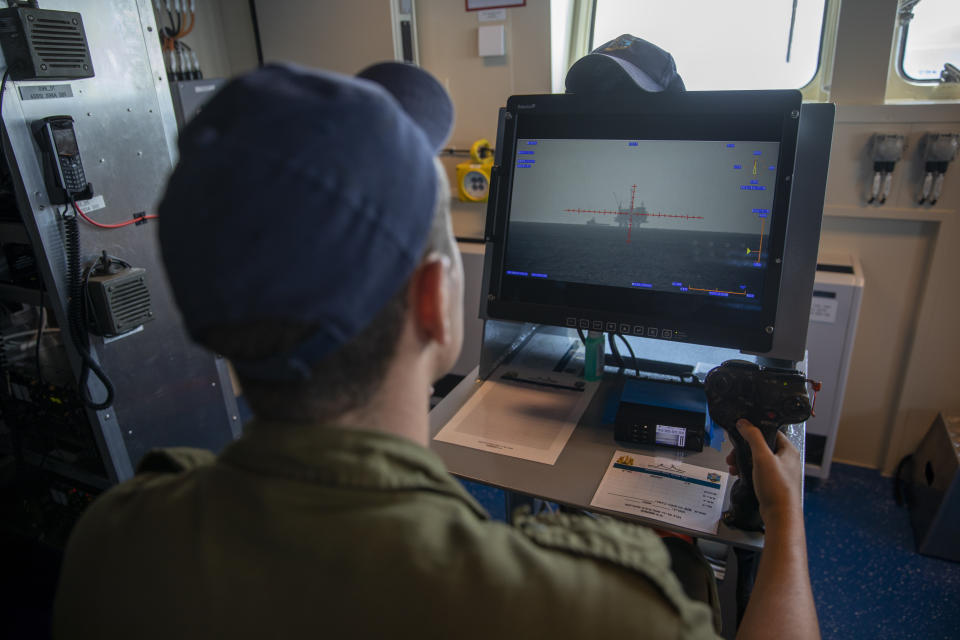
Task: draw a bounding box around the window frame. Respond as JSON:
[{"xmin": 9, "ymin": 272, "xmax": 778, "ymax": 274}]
[
  {"xmin": 584, "ymin": 0, "xmax": 834, "ymax": 97},
  {"xmin": 896, "ymin": 19, "xmax": 938, "ymax": 84},
  {"xmin": 886, "ymin": 0, "xmax": 960, "ymax": 102}
]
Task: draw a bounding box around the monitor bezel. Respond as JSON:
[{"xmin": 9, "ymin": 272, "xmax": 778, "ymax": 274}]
[{"xmin": 481, "ymin": 90, "xmax": 803, "ymax": 354}]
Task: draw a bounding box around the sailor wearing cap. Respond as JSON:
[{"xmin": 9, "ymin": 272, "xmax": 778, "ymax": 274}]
[{"xmin": 53, "ymin": 40, "xmax": 814, "ymax": 640}]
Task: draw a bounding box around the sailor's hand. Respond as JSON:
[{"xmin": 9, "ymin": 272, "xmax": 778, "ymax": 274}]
[{"xmin": 735, "ymin": 419, "xmax": 802, "ymax": 525}]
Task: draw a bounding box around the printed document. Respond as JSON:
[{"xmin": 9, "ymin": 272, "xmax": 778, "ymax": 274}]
[
  {"xmin": 434, "ymin": 374, "xmax": 597, "ymax": 465},
  {"xmin": 590, "ymin": 451, "xmax": 729, "ymax": 534}
]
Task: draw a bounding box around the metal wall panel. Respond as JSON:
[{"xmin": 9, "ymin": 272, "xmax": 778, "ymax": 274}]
[{"xmin": 0, "ymin": 0, "xmax": 239, "ymax": 483}]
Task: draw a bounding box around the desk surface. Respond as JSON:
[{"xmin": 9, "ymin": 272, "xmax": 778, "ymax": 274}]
[{"xmin": 430, "ymin": 337, "xmax": 806, "ymax": 551}]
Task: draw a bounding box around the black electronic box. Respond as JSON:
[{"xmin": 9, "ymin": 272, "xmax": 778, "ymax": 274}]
[{"xmin": 614, "ymin": 402, "xmax": 707, "ymax": 452}]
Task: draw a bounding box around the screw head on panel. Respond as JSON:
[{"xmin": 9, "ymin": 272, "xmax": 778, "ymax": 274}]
[{"xmin": 764, "ymin": 326, "xmax": 774, "ymax": 334}]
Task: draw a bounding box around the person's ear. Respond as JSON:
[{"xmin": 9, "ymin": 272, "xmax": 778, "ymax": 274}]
[{"xmin": 409, "ymin": 255, "xmax": 452, "ymax": 347}]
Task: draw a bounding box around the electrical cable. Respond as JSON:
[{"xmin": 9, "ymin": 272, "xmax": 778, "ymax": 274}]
[
  {"xmin": 0, "ymin": 68, "xmax": 10, "ymax": 122},
  {"xmin": 72, "ymin": 200, "xmax": 156, "ymax": 229},
  {"xmin": 616, "ymin": 333, "xmax": 640, "ymax": 378},
  {"xmin": 180, "ymin": 10, "xmax": 196, "ymax": 38},
  {"xmin": 165, "ymin": 9, "xmax": 177, "ymax": 39},
  {"xmin": 2, "ymin": 329, "xmax": 53, "ymax": 341},
  {"xmin": 156, "ymin": 3, "xmax": 199, "ymax": 77},
  {"xmin": 173, "ymin": 10, "xmax": 184, "ymax": 38},
  {"xmin": 62, "ymin": 207, "xmax": 114, "ymax": 410},
  {"xmin": 35, "ymin": 293, "xmax": 45, "ymax": 385},
  {"xmin": 805, "ymin": 378, "xmax": 822, "ymax": 417},
  {"xmin": 607, "ymin": 332, "xmax": 624, "ymax": 370}
]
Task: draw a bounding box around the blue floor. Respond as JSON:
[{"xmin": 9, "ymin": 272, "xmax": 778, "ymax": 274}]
[
  {"xmin": 461, "ymin": 462, "xmax": 960, "ymax": 640},
  {"xmin": 803, "ymin": 463, "xmax": 960, "ymax": 640}
]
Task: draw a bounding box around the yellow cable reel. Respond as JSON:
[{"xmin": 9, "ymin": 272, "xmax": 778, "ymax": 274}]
[{"xmin": 456, "ymin": 138, "xmax": 495, "ymax": 202}]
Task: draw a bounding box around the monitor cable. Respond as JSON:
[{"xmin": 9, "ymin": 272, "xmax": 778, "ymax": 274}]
[
  {"xmin": 607, "ymin": 332, "xmax": 625, "ymax": 371},
  {"xmin": 615, "ymin": 333, "xmax": 641, "ymax": 378}
]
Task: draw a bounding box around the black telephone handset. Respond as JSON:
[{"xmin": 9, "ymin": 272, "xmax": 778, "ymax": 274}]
[
  {"xmin": 31, "ymin": 115, "xmax": 112, "ymax": 409},
  {"xmin": 33, "ymin": 115, "xmax": 93, "ymax": 205}
]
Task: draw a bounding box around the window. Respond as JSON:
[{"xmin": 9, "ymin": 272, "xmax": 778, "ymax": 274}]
[
  {"xmin": 899, "ymin": 0, "xmax": 960, "ymax": 82},
  {"xmin": 591, "ymin": 0, "xmax": 828, "ymax": 91}
]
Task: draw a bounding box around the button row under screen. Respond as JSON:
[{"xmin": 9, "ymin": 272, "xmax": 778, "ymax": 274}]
[{"xmin": 566, "ymin": 317, "xmax": 674, "ymax": 339}]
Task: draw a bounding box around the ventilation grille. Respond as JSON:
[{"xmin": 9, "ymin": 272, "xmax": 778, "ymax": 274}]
[
  {"xmin": 28, "ymin": 16, "xmax": 90, "ymax": 72},
  {"xmin": 106, "ymin": 277, "xmax": 152, "ymax": 331}
]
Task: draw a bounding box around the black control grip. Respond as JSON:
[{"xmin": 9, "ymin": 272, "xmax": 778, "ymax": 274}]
[
  {"xmin": 704, "ymin": 360, "xmax": 812, "ymax": 532},
  {"xmin": 724, "ymin": 420, "xmax": 780, "ymax": 531}
]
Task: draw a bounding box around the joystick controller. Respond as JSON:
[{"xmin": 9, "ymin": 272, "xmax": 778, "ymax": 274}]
[{"xmin": 704, "ymin": 360, "xmax": 814, "ymax": 531}]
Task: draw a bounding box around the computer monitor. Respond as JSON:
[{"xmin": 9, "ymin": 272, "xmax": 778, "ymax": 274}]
[{"xmin": 481, "ymin": 90, "xmax": 819, "ymax": 359}]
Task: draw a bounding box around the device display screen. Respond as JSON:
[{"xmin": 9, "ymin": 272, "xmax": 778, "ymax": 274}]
[
  {"xmin": 504, "ymin": 138, "xmax": 778, "ymax": 308},
  {"xmin": 654, "ymin": 424, "xmax": 688, "ymax": 448},
  {"xmin": 484, "ymin": 91, "xmax": 800, "ymax": 353},
  {"xmin": 52, "ymin": 126, "xmax": 79, "ymax": 156}
]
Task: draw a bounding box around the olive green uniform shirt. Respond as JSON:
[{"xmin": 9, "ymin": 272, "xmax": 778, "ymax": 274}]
[{"xmin": 54, "ymin": 421, "xmax": 721, "ymax": 639}]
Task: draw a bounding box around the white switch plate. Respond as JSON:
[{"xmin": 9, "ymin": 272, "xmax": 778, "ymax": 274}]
[{"xmin": 478, "ymin": 24, "xmax": 505, "ymax": 57}]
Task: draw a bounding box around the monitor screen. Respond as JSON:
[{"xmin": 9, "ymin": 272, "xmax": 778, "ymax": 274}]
[{"xmin": 483, "ymin": 91, "xmax": 802, "ymax": 354}]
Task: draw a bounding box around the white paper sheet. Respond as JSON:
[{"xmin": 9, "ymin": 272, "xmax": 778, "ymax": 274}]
[
  {"xmin": 590, "ymin": 451, "xmax": 730, "ymax": 534},
  {"xmin": 433, "ymin": 375, "xmax": 597, "ymax": 465}
]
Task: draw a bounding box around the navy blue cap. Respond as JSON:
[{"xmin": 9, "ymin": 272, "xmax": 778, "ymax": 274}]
[
  {"xmin": 158, "ymin": 62, "xmax": 454, "ymax": 380},
  {"xmin": 565, "ymin": 34, "xmax": 685, "ymax": 94}
]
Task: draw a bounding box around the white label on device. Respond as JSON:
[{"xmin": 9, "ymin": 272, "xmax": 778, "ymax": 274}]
[
  {"xmin": 809, "ymin": 297, "xmax": 838, "ymax": 323},
  {"xmin": 655, "ymin": 424, "xmax": 686, "ymax": 448},
  {"xmin": 75, "ymin": 194, "xmax": 106, "ymax": 214},
  {"xmin": 19, "ymin": 84, "xmax": 74, "ymax": 101}
]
